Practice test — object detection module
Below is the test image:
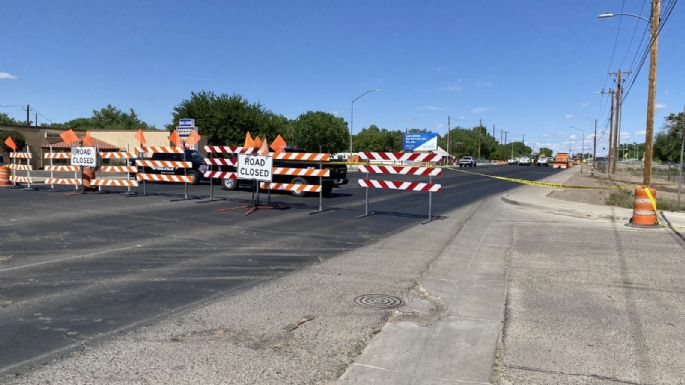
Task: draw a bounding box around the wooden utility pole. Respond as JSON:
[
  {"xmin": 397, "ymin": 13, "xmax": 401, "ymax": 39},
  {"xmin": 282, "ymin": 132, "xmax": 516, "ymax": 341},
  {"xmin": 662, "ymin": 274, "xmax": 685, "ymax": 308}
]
[
  {"xmin": 608, "ymin": 89, "xmax": 615, "ymax": 174},
  {"xmin": 611, "ymin": 71, "xmax": 623, "ymax": 174},
  {"xmin": 643, "ymin": 0, "xmax": 660, "ymax": 186},
  {"xmin": 26, "ymin": 105, "xmax": 30, "ymax": 126}
]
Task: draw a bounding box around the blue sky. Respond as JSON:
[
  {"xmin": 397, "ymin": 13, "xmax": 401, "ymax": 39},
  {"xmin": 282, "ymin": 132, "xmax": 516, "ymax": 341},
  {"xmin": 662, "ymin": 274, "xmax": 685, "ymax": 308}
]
[{"xmin": 1, "ymin": 1, "xmax": 683, "ymax": 155}]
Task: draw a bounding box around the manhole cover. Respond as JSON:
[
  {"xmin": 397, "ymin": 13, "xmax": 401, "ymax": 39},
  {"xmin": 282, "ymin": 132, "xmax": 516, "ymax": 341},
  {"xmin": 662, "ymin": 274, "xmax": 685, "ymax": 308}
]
[{"xmin": 354, "ymin": 294, "xmax": 403, "ymax": 309}]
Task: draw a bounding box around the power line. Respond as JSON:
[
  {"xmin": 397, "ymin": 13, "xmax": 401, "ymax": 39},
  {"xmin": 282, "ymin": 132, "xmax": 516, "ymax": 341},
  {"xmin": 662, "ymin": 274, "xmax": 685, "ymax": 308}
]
[{"xmin": 621, "ymin": 0, "xmax": 678, "ymax": 104}]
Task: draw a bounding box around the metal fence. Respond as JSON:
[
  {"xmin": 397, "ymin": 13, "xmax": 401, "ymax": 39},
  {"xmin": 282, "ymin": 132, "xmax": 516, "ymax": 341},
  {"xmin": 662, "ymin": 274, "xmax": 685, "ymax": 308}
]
[{"xmin": 594, "ymin": 160, "xmax": 684, "ymax": 183}]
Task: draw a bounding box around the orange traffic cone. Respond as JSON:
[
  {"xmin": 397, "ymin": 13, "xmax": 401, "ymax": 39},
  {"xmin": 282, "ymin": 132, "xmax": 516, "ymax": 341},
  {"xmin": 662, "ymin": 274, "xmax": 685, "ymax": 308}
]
[{"xmin": 629, "ymin": 187, "xmax": 659, "ymax": 227}]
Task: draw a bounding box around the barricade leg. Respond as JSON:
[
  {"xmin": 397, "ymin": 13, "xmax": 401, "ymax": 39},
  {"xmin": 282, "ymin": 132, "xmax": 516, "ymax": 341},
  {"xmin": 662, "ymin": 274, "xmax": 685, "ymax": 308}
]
[
  {"xmin": 421, "ymin": 175, "xmax": 434, "ymax": 225},
  {"xmin": 310, "ymin": 161, "xmax": 326, "ymax": 215},
  {"xmin": 358, "ymin": 171, "xmax": 373, "ymax": 218},
  {"xmin": 48, "ymin": 146, "xmax": 55, "ymax": 192}
]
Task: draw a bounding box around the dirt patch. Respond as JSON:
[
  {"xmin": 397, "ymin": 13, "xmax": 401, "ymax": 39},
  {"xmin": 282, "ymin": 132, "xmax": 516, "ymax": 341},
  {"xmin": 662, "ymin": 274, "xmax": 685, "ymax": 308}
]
[{"xmin": 549, "ymin": 170, "xmax": 684, "ymax": 212}]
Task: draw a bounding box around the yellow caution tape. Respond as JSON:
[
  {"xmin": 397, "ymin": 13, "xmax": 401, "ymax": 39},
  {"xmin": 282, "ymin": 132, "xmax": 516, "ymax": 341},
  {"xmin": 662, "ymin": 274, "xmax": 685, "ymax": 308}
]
[{"xmin": 445, "ymin": 166, "xmax": 640, "ymax": 190}]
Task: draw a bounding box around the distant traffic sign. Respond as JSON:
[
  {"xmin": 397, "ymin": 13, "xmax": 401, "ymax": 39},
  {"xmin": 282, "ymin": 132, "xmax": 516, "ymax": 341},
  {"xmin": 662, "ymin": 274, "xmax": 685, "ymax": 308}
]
[
  {"xmin": 176, "ymin": 127, "xmax": 194, "ymax": 138},
  {"xmin": 404, "ymin": 133, "xmax": 438, "ymax": 151},
  {"xmin": 178, "ymin": 118, "xmax": 195, "ymax": 127},
  {"xmin": 237, "ymin": 154, "xmax": 273, "ymax": 182}
]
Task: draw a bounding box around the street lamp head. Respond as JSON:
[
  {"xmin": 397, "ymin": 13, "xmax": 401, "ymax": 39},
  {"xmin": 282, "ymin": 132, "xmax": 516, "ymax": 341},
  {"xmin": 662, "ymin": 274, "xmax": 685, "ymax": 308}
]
[
  {"xmin": 372, "ymin": 88, "xmax": 382, "ymax": 92},
  {"xmin": 598, "ymin": 13, "xmax": 615, "ymax": 19}
]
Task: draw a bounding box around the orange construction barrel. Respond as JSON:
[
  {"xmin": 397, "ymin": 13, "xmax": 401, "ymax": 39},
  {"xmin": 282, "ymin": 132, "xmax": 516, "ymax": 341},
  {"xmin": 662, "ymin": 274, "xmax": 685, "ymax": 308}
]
[
  {"xmin": 629, "ymin": 187, "xmax": 658, "ymax": 227},
  {"xmin": 0, "ymin": 166, "xmax": 10, "ymax": 186}
]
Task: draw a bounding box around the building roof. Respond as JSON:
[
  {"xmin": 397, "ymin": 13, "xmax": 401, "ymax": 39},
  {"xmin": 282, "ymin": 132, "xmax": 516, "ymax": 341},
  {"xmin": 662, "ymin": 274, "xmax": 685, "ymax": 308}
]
[{"xmin": 41, "ymin": 138, "xmax": 119, "ymax": 150}]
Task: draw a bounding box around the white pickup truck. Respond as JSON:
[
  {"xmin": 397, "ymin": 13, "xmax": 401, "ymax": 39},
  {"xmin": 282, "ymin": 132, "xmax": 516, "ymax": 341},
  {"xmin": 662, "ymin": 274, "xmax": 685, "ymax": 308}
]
[
  {"xmin": 459, "ymin": 156, "xmax": 477, "ymax": 167},
  {"xmin": 536, "ymin": 156, "xmax": 549, "ymax": 166}
]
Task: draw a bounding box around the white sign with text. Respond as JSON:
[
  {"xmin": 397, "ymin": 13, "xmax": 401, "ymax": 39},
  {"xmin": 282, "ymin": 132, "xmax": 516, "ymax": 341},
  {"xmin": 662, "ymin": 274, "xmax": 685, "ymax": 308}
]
[
  {"xmin": 237, "ymin": 154, "xmax": 273, "ymax": 182},
  {"xmin": 71, "ymin": 147, "xmax": 97, "ymax": 167}
]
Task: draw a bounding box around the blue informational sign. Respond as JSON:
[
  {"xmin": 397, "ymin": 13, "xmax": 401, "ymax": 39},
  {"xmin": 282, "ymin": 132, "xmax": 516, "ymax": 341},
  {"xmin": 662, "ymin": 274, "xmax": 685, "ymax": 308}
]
[{"xmin": 403, "ymin": 132, "xmax": 438, "ymax": 151}]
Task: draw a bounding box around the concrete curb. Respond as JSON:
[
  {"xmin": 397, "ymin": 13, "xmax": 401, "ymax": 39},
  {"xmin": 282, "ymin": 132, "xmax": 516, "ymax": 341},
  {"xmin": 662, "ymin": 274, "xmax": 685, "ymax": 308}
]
[{"xmin": 500, "ymin": 168, "xmax": 685, "ymax": 227}]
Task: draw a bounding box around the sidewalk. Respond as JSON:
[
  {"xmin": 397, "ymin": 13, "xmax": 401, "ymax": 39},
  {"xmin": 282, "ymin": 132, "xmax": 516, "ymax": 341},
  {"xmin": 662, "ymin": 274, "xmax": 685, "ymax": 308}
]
[{"xmin": 502, "ymin": 167, "xmax": 685, "ymax": 229}]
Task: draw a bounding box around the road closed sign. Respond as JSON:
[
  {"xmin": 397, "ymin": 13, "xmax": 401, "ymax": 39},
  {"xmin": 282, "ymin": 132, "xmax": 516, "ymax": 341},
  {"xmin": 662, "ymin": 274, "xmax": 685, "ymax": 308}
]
[
  {"xmin": 71, "ymin": 147, "xmax": 97, "ymax": 167},
  {"xmin": 237, "ymin": 154, "xmax": 273, "ymax": 182}
]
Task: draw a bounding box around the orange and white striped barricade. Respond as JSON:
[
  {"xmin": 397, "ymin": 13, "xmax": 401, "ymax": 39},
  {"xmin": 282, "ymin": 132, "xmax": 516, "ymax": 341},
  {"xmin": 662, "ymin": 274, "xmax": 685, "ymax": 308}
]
[
  {"xmin": 9, "ymin": 146, "xmax": 34, "ymax": 190},
  {"xmin": 201, "ymin": 146, "xmax": 256, "ymax": 202},
  {"xmin": 135, "ymin": 146, "xmax": 192, "ymax": 199},
  {"xmin": 44, "ymin": 147, "xmax": 79, "ymax": 191},
  {"xmin": 259, "ymin": 152, "xmax": 332, "ymax": 214},
  {"xmin": 357, "ymin": 152, "xmax": 442, "ymax": 223},
  {"xmin": 93, "ymin": 151, "xmax": 138, "ymax": 194}
]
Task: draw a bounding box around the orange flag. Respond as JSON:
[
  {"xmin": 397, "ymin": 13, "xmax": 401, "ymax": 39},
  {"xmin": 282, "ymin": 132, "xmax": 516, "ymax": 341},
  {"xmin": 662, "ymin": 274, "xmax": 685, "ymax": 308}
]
[
  {"xmin": 83, "ymin": 131, "xmax": 94, "ymax": 147},
  {"xmin": 60, "ymin": 129, "xmax": 79, "ymax": 145},
  {"xmin": 135, "ymin": 128, "xmax": 147, "ymax": 145},
  {"xmin": 4, "ymin": 136, "xmax": 17, "ymax": 151},
  {"xmin": 185, "ymin": 130, "xmax": 201, "ymax": 146},
  {"xmin": 259, "ymin": 137, "xmax": 270, "ymax": 155},
  {"xmin": 244, "ymin": 131, "xmax": 255, "ymax": 148},
  {"xmin": 169, "ymin": 131, "xmax": 183, "ymax": 147},
  {"xmin": 270, "ymin": 134, "xmax": 287, "ymax": 153},
  {"xmin": 253, "ymin": 136, "xmax": 262, "ymax": 149}
]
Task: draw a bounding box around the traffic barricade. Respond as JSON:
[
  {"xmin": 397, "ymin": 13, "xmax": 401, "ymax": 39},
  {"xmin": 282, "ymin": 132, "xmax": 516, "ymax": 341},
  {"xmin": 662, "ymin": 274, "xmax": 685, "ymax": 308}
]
[
  {"xmin": 357, "ymin": 152, "xmax": 442, "ymax": 223},
  {"xmin": 9, "ymin": 147, "xmax": 34, "ymax": 189},
  {"xmin": 259, "ymin": 152, "xmax": 331, "ymax": 214},
  {"xmin": 92, "ymin": 151, "xmax": 138, "ymax": 194},
  {"xmin": 44, "ymin": 148, "xmax": 80, "ymax": 191},
  {"xmin": 135, "ymin": 146, "xmax": 193, "ymax": 199},
  {"xmin": 202, "ymin": 146, "xmax": 256, "ymax": 201}
]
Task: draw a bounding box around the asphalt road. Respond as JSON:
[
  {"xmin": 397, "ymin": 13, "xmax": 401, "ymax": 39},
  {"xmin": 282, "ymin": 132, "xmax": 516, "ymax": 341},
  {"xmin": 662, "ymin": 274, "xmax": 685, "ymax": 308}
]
[{"xmin": 0, "ymin": 165, "xmax": 559, "ymax": 377}]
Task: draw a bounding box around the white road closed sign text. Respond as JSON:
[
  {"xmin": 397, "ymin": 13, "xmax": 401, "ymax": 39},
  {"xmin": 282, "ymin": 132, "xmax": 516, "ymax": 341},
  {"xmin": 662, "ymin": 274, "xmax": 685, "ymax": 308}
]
[
  {"xmin": 237, "ymin": 154, "xmax": 273, "ymax": 182},
  {"xmin": 71, "ymin": 147, "xmax": 97, "ymax": 167}
]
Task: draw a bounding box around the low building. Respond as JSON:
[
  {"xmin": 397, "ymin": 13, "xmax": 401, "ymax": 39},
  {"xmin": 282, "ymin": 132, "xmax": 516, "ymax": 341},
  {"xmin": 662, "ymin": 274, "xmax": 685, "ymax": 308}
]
[{"xmin": 0, "ymin": 125, "xmax": 173, "ymax": 168}]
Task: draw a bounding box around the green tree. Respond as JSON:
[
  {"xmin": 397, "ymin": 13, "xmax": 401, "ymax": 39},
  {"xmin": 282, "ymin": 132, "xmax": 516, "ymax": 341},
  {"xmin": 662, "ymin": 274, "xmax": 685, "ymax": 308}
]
[
  {"xmin": 170, "ymin": 91, "xmax": 287, "ymax": 145},
  {"xmin": 538, "ymin": 147, "xmax": 554, "ymax": 157},
  {"xmin": 0, "ymin": 130, "xmax": 26, "ymax": 152},
  {"xmin": 354, "ymin": 124, "xmax": 403, "ymax": 152},
  {"xmin": 288, "ymin": 111, "xmax": 348, "ymax": 152},
  {"xmin": 0, "ymin": 113, "xmax": 22, "ymax": 126},
  {"xmin": 654, "ymin": 112, "xmax": 683, "ymax": 162},
  {"xmin": 53, "ymin": 105, "xmax": 152, "ymax": 130}
]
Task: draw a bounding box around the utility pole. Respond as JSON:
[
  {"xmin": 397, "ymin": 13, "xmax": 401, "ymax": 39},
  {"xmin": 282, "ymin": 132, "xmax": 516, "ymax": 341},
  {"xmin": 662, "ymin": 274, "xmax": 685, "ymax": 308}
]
[
  {"xmin": 610, "ymin": 70, "xmax": 627, "ymax": 175},
  {"xmin": 500, "ymin": 129, "xmax": 503, "ymax": 144},
  {"xmin": 504, "ymin": 131, "xmax": 508, "ymax": 145},
  {"xmin": 35, "ymin": 113, "xmax": 38, "ymax": 127},
  {"xmin": 643, "ymin": 0, "xmax": 660, "ymax": 187},
  {"xmin": 608, "ymin": 89, "xmax": 615, "ymax": 174},
  {"xmin": 593, "ymin": 119, "xmax": 597, "ymax": 170},
  {"xmin": 492, "ymin": 124, "xmax": 495, "ymax": 138},
  {"xmin": 26, "ymin": 105, "xmax": 30, "ymax": 126}
]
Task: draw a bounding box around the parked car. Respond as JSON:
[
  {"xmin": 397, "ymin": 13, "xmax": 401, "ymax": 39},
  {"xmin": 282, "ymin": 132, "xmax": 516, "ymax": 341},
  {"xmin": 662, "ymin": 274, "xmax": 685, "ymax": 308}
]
[
  {"xmin": 517, "ymin": 156, "xmax": 531, "ymax": 166},
  {"xmin": 536, "ymin": 156, "xmax": 549, "ymax": 166},
  {"xmin": 458, "ymin": 156, "xmax": 477, "ymax": 167},
  {"xmin": 507, "ymin": 158, "xmax": 518, "ymax": 165},
  {"xmin": 135, "ymin": 149, "xmax": 208, "ymax": 185}
]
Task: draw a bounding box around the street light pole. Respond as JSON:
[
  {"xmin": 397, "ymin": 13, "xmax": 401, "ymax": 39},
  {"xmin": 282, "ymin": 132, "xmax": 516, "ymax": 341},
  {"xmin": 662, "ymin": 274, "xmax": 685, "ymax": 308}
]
[{"xmin": 350, "ymin": 89, "xmax": 382, "ymax": 154}]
